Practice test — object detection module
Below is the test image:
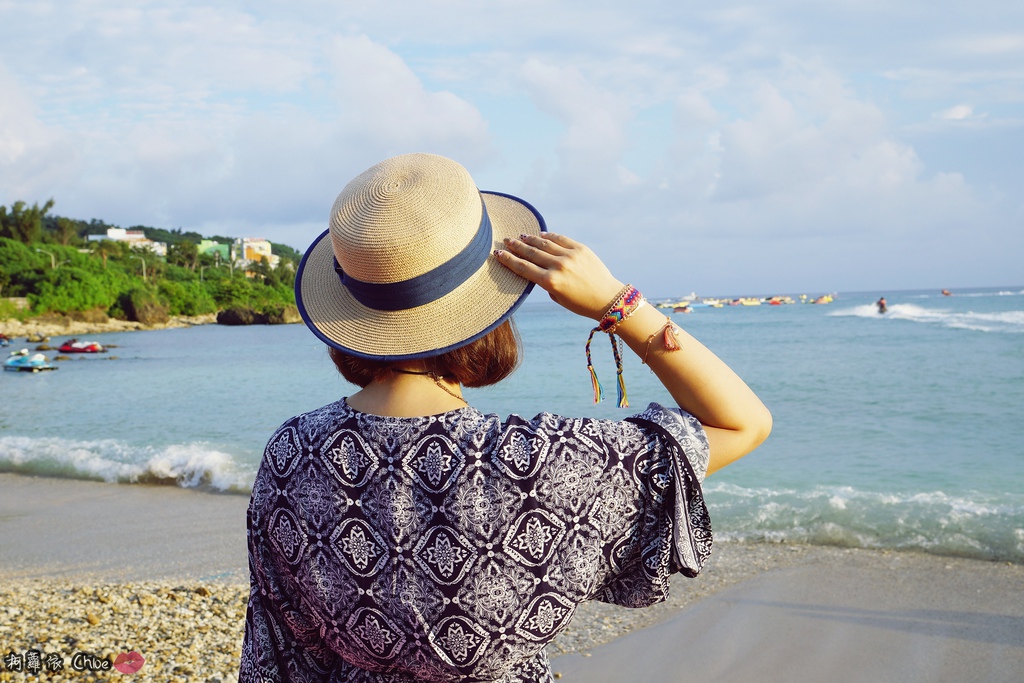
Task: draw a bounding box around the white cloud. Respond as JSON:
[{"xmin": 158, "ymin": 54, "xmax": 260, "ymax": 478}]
[
  {"xmin": 520, "ymin": 59, "xmax": 632, "ymax": 202},
  {"xmin": 932, "ymin": 103, "xmax": 995, "ymax": 126},
  {"xmin": 945, "ymin": 33, "xmax": 1024, "ymax": 56},
  {"xmin": 938, "ymin": 104, "xmax": 976, "ymax": 120},
  {"xmin": 522, "ymin": 54, "xmax": 1008, "ymax": 293},
  {"xmin": 0, "ymin": 63, "xmax": 73, "ymax": 200},
  {"xmin": 0, "ymin": 13, "xmax": 493, "ymax": 247},
  {"xmin": 1, "ymin": 0, "xmax": 1022, "ymax": 290},
  {"xmin": 326, "ymin": 34, "xmax": 492, "ymax": 162}
]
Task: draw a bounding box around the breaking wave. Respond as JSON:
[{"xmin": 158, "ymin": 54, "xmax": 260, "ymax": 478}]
[
  {"xmin": 705, "ymin": 482, "xmax": 1024, "ymax": 562},
  {"xmin": 830, "ymin": 303, "xmax": 1024, "ymax": 333},
  {"xmin": 0, "ymin": 435, "xmax": 255, "ymax": 493}
]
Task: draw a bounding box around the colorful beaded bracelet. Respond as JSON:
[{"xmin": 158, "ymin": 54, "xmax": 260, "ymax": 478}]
[{"xmin": 585, "ymin": 284, "xmax": 646, "ymax": 407}]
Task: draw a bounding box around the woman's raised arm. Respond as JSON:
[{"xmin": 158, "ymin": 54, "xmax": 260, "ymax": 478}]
[{"xmin": 494, "ymin": 232, "xmax": 772, "ymax": 475}]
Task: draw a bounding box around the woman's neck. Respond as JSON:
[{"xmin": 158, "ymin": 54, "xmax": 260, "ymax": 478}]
[{"xmin": 346, "ymin": 368, "xmax": 467, "ymax": 417}]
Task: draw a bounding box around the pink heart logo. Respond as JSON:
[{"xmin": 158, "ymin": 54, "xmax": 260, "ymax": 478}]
[{"xmin": 113, "ymin": 651, "xmax": 145, "ymax": 674}]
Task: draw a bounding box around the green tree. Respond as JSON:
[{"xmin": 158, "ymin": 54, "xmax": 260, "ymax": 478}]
[
  {"xmin": 157, "ymin": 279, "xmax": 216, "ymax": 315},
  {"xmin": 271, "ymin": 241, "xmax": 302, "ymax": 263},
  {"xmin": 275, "ymin": 259, "xmax": 297, "ymax": 288},
  {"xmin": 210, "ymin": 275, "xmax": 256, "ymax": 310},
  {"xmin": 0, "ymin": 237, "xmax": 45, "ymax": 297},
  {"xmin": 54, "ymin": 217, "xmax": 79, "ymax": 246},
  {"xmin": 247, "ymin": 255, "xmax": 273, "ymax": 284},
  {"xmin": 90, "ymin": 239, "xmax": 119, "ymax": 268},
  {"xmin": 30, "ymin": 267, "xmax": 116, "ymax": 313},
  {"xmin": 109, "ymin": 285, "xmax": 168, "ymax": 324},
  {"xmin": 167, "ymin": 240, "xmax": 199, "ymax": 271},
  {"xmin": 0, "ymin": 199, "xmax": 55, "ymax": 243}
]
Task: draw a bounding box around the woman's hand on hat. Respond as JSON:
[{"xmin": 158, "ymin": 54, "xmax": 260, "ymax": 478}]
[{"xmin": 494, "ymin": 233, "xmax": 625, "ymax": 320}]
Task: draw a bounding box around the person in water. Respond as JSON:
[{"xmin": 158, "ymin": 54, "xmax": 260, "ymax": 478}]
[
  {"xmin": 239, "ymin": 153, "xmax": 772, "ymax": 683},
  {"xmin": 877, "ymin": 296, "xmax": 888, "ymax": 314}
]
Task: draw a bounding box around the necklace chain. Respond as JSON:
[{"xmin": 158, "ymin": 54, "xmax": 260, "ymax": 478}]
[{"xmin": 392, "ymin": 368, "xmax": 467, "ymax": 404}]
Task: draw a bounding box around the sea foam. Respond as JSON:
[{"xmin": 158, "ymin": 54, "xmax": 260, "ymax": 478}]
[
  {"xmin": 705, "ymin": 482, "xmax": 1024, "ymax": 562},
  {"xmin": 0, "ymin": 435, "xmax": 255, "ymax": 493},
  {"xmin": 830, "ymin": 303, "xmax": 1024, "ymax": 333}
]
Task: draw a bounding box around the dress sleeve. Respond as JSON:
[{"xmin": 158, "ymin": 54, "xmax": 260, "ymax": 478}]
[
  {"xmin": 239, "ymin": 427, "xmax": 336, "ymax": 683},
  {"xmin": 593, "ymin": 403, "xmax": 713, "ymax": 607},
  {"xmin": 240, "ymin": 524, "xmax": 335, "ymax": 683}
]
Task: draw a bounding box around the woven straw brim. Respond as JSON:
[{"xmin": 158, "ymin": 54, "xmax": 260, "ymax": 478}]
[{"xmin": 296, "ymin": 191, "xmax": 544, "ymax": 360}]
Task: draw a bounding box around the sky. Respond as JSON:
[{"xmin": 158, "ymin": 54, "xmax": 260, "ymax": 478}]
[{"xmin": 1, "ymin": 1, "xmax": 1022, "ymax": 297}]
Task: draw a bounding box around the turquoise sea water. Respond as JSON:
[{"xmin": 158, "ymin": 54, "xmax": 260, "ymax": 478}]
[{"xmin": 2, "ymin": 287, "xmax": 1023, "ymax": 561}]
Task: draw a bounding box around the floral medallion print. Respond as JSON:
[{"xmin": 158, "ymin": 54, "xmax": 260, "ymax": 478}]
[
  {"xmin": 517, "ymin": 594, "xmax": 575, "ymax": 641},
  {"xmin": 267, "ymin": 426, "xmax": 300, "ymax": 477},
  {"xmin": 241, "ymin": 400, "xmax": 712, "ymax": 683},
  {"xmin": 504, "ymin": 509, "xmax": 566, "ymax": 568},
  {"xmin": 494, "ymin": 423, "xmax": 547, "ymax": 480},
  {"xmin": 324, "ymin": 429, "xmax": 377, "ymax": 487},
  {"xmin": 331, "ymin": 518, "xmax": 387, "ymax": 577},
  {"xmin": 414, "ymin": 526, "xmax": 475, "ymax": 585},
  {"xmin": 429, "ymin": 616, "xmax": 490, "ymax": 668},
  {"xmin": 404, "ymin": 435, "xmax": 465, "ymax": 493},
  {"xmin": 268, "ymin": 507, "xmax": 305, "ymax": 565},
  {"xmin": 348, "ymin": 608, "xmax": 406, "ymax": 660}
]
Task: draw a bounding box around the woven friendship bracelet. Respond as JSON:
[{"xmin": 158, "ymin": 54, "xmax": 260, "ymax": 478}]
[
  {"xmin": 585, "ymin": 284, "xmax": 646, "ymax": 408},
  {"xmin": 597, "ymin": 285, "xmax": 645, "ymax": 333}
]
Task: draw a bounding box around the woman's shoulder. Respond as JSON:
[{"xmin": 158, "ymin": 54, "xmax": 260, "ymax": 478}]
[
  {"xmin": 265, "ymin": 398, "xmax": 351, "ymax": 447},
  {"xmin": 483, "ymin": 402, "xmax": 697, "ymax": 449},
  {"xmin": 264, "ymin": 399, "xmax": 701, "ymax": 454},
  {"xmin": 496, "ymin": 401, "xmax": 690, "ymax": 430}
]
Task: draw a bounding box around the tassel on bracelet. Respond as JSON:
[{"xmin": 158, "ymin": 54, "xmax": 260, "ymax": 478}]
[
  {"xmin": 642, "ymin": 319, "xmax": 682, "ymax": 365},
  {"xmin": 584, "ymin": 284, "xmax": 645, "ymax": 408}
]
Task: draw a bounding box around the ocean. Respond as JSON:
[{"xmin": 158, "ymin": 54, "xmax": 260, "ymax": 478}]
[{"xmin": 3, "ymin": 287, "xmax": 1022, "ymax": 562}]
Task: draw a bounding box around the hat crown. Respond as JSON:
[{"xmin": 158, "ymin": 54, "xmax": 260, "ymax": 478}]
[{"xmin": 330, "ymin": 154, "xmax": 483, "ymax": 284}]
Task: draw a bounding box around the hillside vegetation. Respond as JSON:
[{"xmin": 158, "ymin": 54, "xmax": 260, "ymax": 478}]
[{"xmin": 0, "ymin": 200, "xmax": 299, "ymax": 323}]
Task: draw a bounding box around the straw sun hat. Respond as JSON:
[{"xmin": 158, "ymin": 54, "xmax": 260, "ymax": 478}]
[{"xmin": 295, "ymin": 153, "xmax": 546, "ymax": 360}]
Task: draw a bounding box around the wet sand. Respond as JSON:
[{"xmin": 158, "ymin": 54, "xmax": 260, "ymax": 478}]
[
  {"xmin": 552, "ymin": 550, "xmax": 1024, "ymax": 682},
  {"xmin": 1, "ymin": 473, "xmax": 1021, "ymax": 682}
]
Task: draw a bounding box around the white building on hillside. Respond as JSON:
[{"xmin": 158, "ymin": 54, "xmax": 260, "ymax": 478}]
[{"xmin": 87, "ymin": 228, "xmax": 167, "ymax": 257}]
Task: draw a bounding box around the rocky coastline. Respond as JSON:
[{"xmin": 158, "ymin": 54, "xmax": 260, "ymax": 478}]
[
  {"xmin": 0, "ymin": 313, "xmax": 219, "ymax": 341},
  {"xmin": 1, "ymin": 305, "xmax": 301, "ymax": 342}
]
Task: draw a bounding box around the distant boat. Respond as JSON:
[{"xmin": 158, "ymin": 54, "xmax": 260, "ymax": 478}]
[
  {"xmin": 58, "ymin": 339, "xmax": 105, "ymax": 353},
  {"xmin": 4, "ymin": 349, "xmax": 58, "ymax": 373}
]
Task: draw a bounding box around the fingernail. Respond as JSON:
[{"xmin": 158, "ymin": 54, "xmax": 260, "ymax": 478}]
[
  {"xmin": 519, "ymin": 233, "xmax": 529, "ymax": 240},
  {"xmin": 493, "ymin": 249, "xmax": 504, "ymax": 257}
]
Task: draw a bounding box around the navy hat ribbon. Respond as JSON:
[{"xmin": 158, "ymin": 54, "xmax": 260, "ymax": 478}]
[{"xmin": 335, "ymin": 197, "xmax": 494, "ymax": 311}]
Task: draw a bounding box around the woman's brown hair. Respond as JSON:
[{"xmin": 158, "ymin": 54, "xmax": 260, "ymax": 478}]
[{"xmin": 328, "ymin": 319, "xmax": 521, "ymax": 388}]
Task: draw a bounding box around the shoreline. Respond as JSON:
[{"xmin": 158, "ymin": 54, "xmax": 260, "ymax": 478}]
[
  {"xmin": 2, "ymin": 473, "xmax": 1022, "ymax": 681},
  {"xmin": 1, "ymin": 313, "xmax": 219, "ymax": 341}
]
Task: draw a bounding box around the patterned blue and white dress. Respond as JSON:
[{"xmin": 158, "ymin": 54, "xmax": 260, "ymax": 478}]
[{"xmin": 240, "ymin": 399, "xmax": 712, "ymax": 683}]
